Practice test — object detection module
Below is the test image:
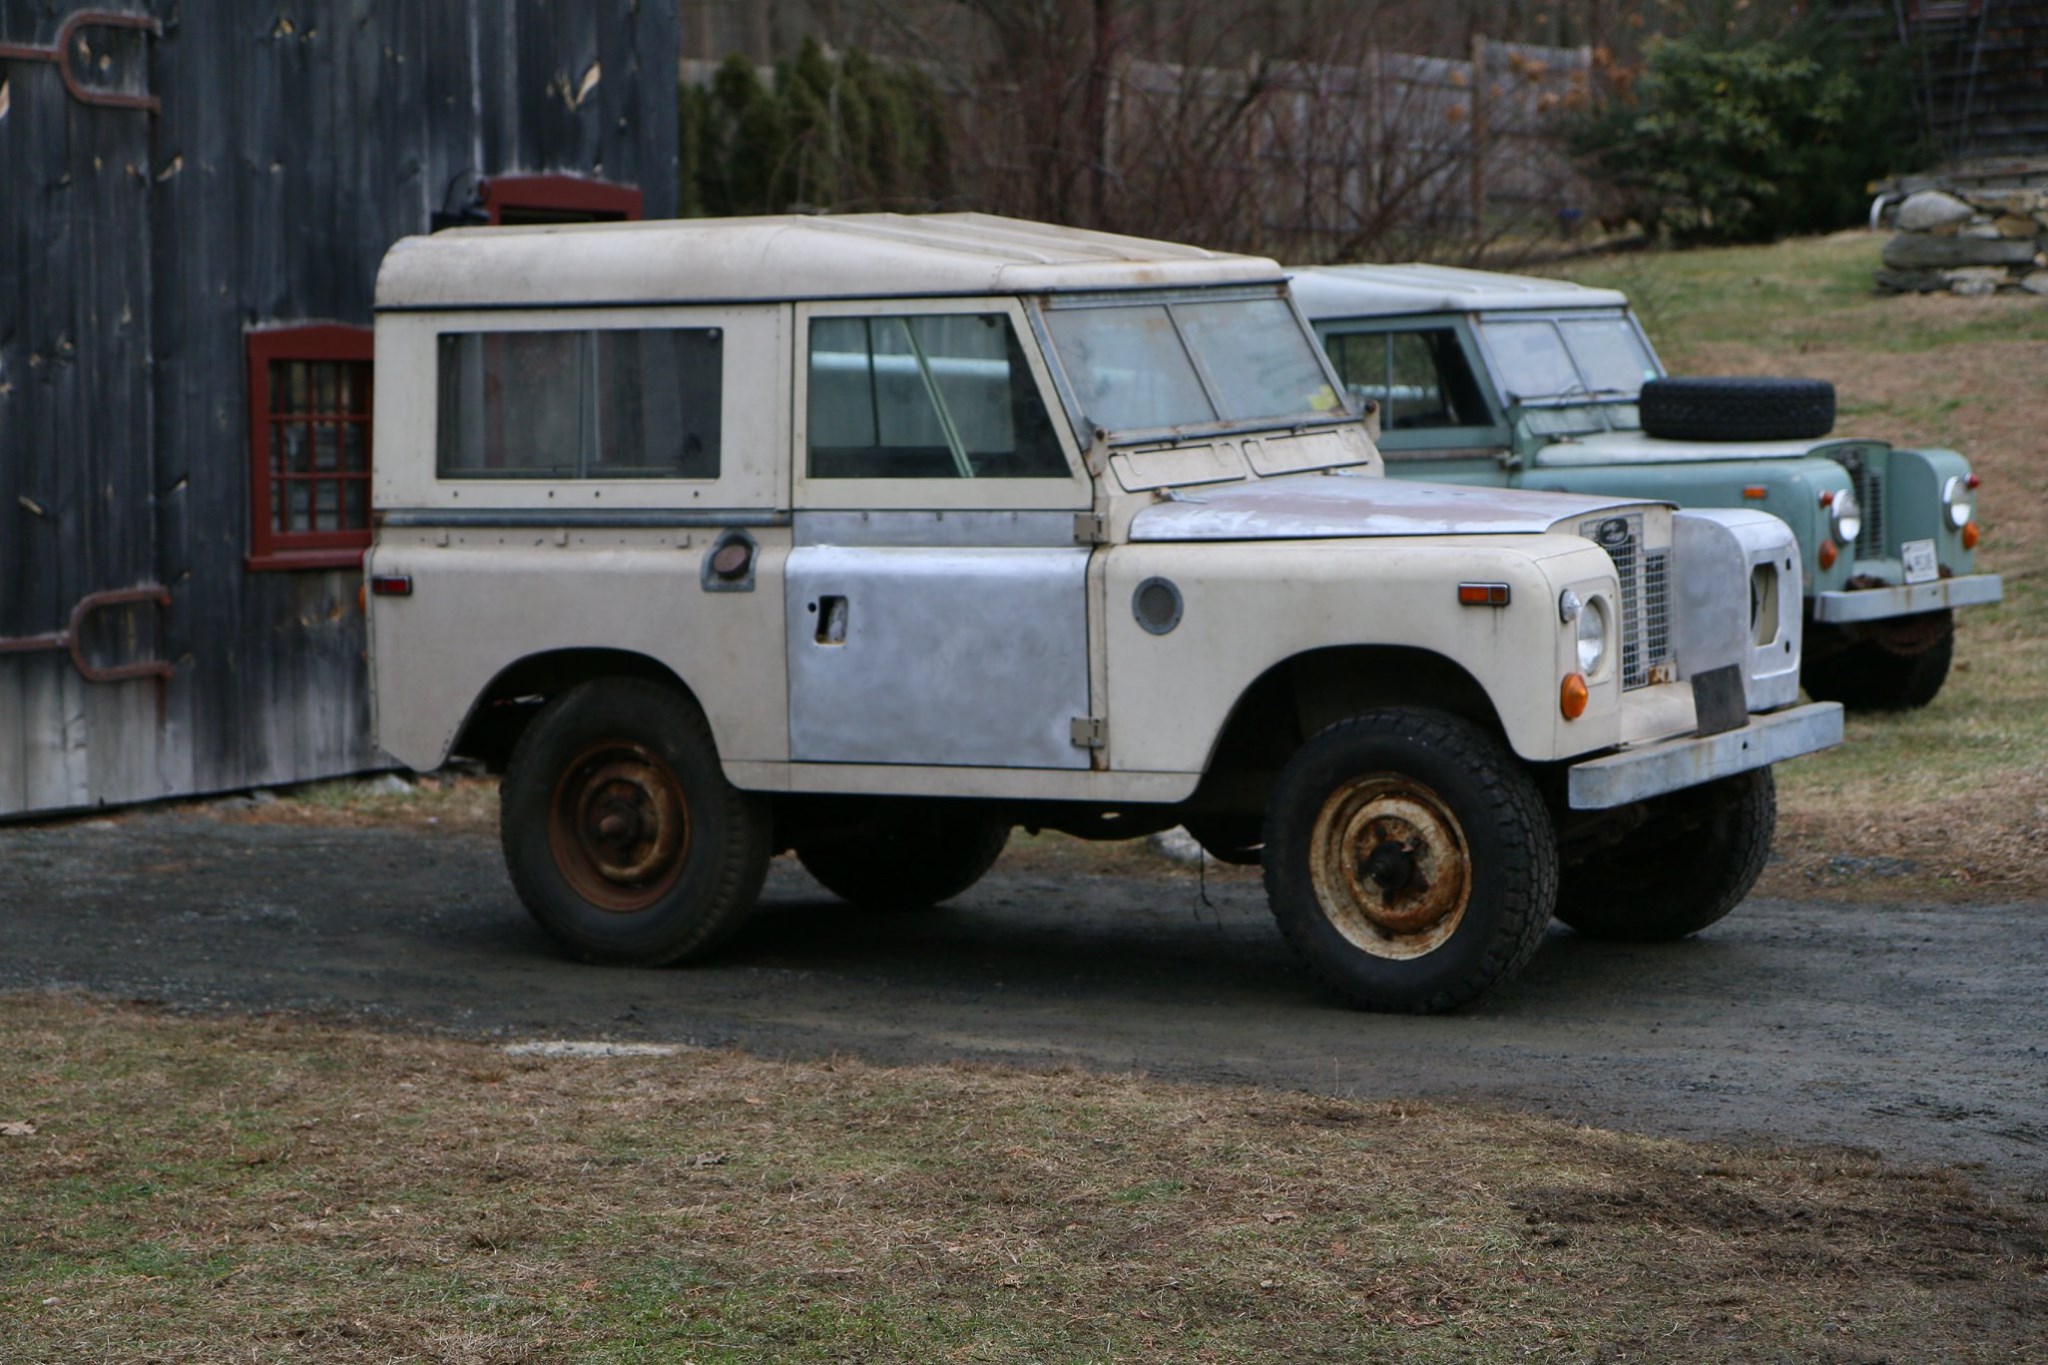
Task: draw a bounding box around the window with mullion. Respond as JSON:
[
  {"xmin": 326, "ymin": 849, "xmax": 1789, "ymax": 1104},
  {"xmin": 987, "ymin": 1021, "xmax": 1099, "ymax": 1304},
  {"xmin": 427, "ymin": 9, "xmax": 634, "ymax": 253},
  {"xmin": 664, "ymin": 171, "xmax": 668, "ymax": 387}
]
[{"xmin": 246, "ymin": 325, "xmax": 375, "ymax": 569}]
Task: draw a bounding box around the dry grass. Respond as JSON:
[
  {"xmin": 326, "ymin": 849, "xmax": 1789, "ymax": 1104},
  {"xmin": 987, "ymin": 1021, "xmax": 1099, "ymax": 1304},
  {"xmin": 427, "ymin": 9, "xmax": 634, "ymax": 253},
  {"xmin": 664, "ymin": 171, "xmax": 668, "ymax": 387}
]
[{"xmin": 3, "ymin": 993, "xmax": 2043, "ymax": 1363}]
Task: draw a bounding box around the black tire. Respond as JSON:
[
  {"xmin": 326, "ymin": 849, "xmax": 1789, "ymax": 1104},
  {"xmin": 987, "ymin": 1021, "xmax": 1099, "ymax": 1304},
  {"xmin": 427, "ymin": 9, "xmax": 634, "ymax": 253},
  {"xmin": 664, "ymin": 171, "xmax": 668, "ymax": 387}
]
[
  {"xmin": 1180, "ymin": 812, "xmax": 1265, "ymax": 866},
  {"xmin": 1802, "ymin": 624, "xmax": 1954, "ymax": 712},
  {"xmin": 500, "ymin": 679, "xmax": 770, "ymax": 964},
  {"xmin": 1262, "ymin": 710, "xmax": 1557, "ymax": 1014},
  {"xmin": 1639, "ymin": 377, "xmax": 1835, "ymax": 442},
  {"xmin": 795, "ymin": 806, "xmax": 1010, "ymax": 909},
  {"xmin": 1555, "ymin": 769, "xmax": 1775, "ymax": 942}
]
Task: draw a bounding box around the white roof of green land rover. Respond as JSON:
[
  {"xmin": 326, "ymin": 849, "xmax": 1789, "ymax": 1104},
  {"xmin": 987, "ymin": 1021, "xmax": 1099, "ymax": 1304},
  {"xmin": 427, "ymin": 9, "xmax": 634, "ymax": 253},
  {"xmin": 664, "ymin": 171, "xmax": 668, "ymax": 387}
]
[
  {"xmin": 1288, "ymin": 263, "xmax": 1629, "ymax": 319},
  {"xmin": 376, "ymin": 212, "xmax": 1285, "ymax": 310}
]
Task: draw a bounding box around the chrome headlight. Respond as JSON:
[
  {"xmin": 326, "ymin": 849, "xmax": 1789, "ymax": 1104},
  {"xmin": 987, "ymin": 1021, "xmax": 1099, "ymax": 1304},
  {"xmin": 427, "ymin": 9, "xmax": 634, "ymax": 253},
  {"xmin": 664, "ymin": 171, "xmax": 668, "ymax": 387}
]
[
  {"xmin": 1831, "ymin": 485, "xmax": 1861, "ymax": 545},
  {"xmin": 1943, "ymin": 474, "xmax": 1973, "ymax": 529},
  {"xmin": 1575, "ymin": 595, "xmax": 1610, "ymax": 676}
]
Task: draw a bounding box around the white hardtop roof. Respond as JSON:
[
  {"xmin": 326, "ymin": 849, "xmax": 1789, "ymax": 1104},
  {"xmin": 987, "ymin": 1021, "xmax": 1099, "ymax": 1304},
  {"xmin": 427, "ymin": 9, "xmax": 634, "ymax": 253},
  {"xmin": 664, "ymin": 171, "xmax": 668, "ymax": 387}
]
[
  {"xmin": 1287, "ymin": 263, "xmax": 1629, "ymax": 319},
  {"xmin": 376, "ymin": 212, "xmax": 1284, "ymax": 310}
]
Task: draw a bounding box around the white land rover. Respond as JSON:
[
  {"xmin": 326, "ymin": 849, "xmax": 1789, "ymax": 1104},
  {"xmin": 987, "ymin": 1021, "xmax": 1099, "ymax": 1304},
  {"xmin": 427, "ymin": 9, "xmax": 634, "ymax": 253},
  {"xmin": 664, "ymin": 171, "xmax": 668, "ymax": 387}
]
[{"xmin": 367, "ymin": 213, "xmax": 1842, "ymax": 1014}]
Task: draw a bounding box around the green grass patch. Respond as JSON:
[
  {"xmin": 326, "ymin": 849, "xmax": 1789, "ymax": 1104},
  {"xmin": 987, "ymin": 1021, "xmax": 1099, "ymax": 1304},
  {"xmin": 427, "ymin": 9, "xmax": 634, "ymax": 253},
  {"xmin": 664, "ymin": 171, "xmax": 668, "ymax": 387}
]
[{"xmin": 1552, "ymin": 234, "xmax": 2048, "ymax": 356}]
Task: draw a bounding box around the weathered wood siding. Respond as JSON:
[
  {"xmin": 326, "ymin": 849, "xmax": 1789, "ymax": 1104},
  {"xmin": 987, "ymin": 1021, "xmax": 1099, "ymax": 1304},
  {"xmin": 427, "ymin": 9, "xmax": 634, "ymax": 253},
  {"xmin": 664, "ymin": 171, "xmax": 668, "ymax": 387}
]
[{"xmin": 1, "ymin": 1, "xmax": 679, "ymax": 818}]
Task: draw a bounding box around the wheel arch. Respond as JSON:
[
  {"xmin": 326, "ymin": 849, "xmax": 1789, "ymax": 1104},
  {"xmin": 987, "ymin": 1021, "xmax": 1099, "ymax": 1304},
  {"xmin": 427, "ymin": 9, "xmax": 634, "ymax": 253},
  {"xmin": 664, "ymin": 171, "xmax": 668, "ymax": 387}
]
[
  {"xmin": 1191, "ymin": 644, "xmax": 1509, "ymax": 813},
  {"xmin": 450, "ymin": 648, "xmax": 699, "ymax": 773}
]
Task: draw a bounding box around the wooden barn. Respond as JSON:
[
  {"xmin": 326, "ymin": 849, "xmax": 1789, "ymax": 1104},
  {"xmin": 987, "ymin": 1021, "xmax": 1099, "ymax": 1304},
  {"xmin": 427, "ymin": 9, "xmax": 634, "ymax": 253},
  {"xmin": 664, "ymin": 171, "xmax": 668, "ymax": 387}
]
[{"xmin": 0, "ymin": 2, "xmax": 680, "ymax": 818}]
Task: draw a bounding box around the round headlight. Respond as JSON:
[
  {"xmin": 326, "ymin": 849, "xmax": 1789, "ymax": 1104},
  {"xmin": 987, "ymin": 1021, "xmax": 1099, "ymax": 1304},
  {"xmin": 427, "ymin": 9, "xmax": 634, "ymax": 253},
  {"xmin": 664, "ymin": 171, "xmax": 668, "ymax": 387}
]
[
  {"xmin": 1943, "ymin": 474, "xmax": 1973, "ymax": 529},
  {"xmin": 1576, "ymin": 596, "xmax": 1609, "ymax": 676},
  {"xmin": 1832, "ymin": 485, "xmax": 1861, "ymax": 545}
]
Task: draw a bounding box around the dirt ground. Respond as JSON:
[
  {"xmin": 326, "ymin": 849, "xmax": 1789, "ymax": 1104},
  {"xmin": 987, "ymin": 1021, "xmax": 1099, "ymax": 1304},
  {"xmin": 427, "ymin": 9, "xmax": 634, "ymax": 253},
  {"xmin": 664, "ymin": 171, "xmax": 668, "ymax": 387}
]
[{"xmin": 3, "ymin": 802, "xmax": 2044, "ymax": 1194}]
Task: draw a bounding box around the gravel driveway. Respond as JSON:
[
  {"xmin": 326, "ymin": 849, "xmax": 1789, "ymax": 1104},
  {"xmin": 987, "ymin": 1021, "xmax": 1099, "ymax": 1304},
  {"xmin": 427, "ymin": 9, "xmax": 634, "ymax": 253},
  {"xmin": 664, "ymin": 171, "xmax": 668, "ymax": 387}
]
[{"xmin": 3, "ymin": 807, "xmax": 2042, "ymax": 1186}]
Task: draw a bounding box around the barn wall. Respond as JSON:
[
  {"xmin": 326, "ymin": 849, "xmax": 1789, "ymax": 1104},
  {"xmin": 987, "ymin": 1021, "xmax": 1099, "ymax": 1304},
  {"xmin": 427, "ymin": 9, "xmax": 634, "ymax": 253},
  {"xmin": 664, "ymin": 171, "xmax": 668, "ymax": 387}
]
[{"xmin": 0, "ymin": 0, "xmax": 679, "ymax": 817}]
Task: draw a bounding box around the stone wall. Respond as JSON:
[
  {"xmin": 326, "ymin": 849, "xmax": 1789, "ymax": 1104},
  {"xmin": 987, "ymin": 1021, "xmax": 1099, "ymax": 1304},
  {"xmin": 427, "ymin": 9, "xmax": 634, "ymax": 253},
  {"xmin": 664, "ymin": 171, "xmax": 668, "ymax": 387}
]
[{"xmin": 1877, "ymin": 187, "xmax": 2048, "ymax": 297}]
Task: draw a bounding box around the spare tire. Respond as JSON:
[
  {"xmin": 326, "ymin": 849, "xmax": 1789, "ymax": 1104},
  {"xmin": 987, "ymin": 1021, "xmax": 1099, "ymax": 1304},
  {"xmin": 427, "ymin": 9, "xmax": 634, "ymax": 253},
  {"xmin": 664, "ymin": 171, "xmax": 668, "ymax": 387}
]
[{"xmin": 1639, "ymin": 377, "xmax": 1835, "ymax": 442}]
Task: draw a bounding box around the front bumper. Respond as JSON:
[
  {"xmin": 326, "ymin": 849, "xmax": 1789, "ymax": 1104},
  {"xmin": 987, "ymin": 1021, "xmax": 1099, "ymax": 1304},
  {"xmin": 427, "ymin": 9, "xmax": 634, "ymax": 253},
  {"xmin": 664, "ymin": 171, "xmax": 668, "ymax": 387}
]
[
  {"xmin": 1567, "ymin": 701, "xmax": 1844, "ymax": 810},
  {"xmin": 1811, "ymin": 574, "xmax": 2002, "ymax": 624}
]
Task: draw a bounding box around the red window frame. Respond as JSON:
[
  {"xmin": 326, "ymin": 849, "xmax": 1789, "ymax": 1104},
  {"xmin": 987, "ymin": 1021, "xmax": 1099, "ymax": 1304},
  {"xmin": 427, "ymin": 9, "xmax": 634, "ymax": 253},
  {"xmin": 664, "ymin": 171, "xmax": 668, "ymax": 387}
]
[
  {"xmin": 245, "ymin": 324, "xmax": 375, "ymax": 571},
  {"xmin": 479, "ymin": 174, "xmax": 644, "ymax": 225}
]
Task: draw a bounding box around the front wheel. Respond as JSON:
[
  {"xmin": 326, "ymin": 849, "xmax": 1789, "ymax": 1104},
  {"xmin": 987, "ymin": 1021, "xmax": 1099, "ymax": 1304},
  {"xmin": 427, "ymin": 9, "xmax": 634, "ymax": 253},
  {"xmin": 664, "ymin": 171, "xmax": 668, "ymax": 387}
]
[
  {"xmin": 1554, "ymin": 768, "xmax": 1775, "ymax": 942},
  {"xmin": 1262, "ymin": 710, "xmax": 1557, "ymax": 1014},
  {"xmin": 1802, "ymin": 619, "xmax": 1953, "ymax": 711},
  {"xmin": 500, "ymin": 679, "xmax": 770, "ymax": 964}
]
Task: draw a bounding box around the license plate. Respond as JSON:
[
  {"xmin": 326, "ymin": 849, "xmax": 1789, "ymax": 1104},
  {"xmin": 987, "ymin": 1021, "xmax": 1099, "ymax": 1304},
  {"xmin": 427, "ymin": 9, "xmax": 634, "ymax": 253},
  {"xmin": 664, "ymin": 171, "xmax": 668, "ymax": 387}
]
[{"xmin": 1901, "ymin": 538, "xmax": 1939, "ymax": 584}]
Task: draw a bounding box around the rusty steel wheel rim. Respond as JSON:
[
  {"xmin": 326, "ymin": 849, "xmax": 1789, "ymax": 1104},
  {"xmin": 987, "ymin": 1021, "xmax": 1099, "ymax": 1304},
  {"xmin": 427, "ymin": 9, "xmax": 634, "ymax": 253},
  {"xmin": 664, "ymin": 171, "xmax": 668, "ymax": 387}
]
[
  {"xmin": 547, "ymin": 742, "xmax": 691, "ymax": 913},
  {"xmin": 1308, "ymin": 774, "xmax": 1471, "ymax": 960}
]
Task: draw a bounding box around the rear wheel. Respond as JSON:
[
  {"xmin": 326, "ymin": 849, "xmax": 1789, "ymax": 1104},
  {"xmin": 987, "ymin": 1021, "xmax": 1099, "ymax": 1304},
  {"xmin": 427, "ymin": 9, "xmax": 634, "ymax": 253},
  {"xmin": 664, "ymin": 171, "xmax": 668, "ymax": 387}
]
[
  {"xmin": 1262, "ymin": 710, "xmax": 1556, "ymax": 1014},
  {"xmin": 1555, "ymin": 769, "xmax": 1775, "ymax": 942},
  {"xmin": 500, "ymin": 679, "xmax": 769, "ymax": 964},
  {"xmin": 795, "ymin": 806, "xmax": 1011, "ymax": 910}
]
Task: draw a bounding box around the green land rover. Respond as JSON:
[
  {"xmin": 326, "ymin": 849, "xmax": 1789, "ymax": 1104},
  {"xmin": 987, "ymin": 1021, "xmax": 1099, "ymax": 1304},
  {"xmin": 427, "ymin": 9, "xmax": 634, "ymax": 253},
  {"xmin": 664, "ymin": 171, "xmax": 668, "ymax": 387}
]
[{"xmin": 1292, "ymin": 264, "xmax": 2003, "ymax": 711}]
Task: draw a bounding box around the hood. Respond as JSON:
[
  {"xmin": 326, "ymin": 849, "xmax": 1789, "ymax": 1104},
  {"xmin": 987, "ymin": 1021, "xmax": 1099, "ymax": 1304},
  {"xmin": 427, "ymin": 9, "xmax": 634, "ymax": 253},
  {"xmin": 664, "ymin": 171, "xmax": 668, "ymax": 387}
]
[
  {"xmin": 1533, "ymin": 429, "xmax": 1837, "ymax": 469},
  {"xmin": 1126, "ymin": 473, "xmax": 1658, "ymax": 541}
]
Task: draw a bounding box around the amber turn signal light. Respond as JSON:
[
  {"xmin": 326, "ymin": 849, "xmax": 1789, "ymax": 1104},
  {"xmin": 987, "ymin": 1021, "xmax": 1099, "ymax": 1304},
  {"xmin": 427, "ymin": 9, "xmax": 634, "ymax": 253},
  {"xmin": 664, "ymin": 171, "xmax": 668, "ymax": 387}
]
[
  {"xmin": 1817, "ymin": 539, "xmax": 1838, "ymax": 571},
  {"xmin": 1560, "ymin": 672, "xmax": 1589, "ymax": 720},
  {"xmin": 1963, "ymin": 521, "xmax": 1980, "ymax": 550}
]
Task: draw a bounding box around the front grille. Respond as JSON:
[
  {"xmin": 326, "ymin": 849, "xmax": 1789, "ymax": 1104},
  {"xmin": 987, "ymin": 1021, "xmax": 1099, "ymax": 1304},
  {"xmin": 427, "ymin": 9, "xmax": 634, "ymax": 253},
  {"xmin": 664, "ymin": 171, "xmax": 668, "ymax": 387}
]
[
  {"xmin": 1581, "ymin": 513, "xmax": 1672, "ymax": 691},
  {"xmin": 1852, "ymin": 465, "xmax": 1884, "ymax": 558}
]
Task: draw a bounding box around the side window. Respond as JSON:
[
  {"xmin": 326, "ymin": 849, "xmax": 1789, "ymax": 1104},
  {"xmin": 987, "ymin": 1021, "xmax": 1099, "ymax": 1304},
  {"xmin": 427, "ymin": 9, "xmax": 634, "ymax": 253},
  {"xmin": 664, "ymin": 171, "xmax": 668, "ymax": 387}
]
[
  {"xmin": 436, "ymin": 328, "xmax": 722, "ymax": 479},
  {"xmin": 1322, "ymin": 331, "xmax": 1388, "ymax": 412},
  {"xmin": 1386, "ymin": 331, "xmax": 1489, "ymax": 430},
  {"xmin": 807, "ymin": 314, "xmax": 1067, "ymax": 479},
  {"xmin": 246, "ymin": 324, "xmax": 374, "ymax": 570},
  {"xmin": 1322, "ymin": 327, "xmax": 1492, "ymax": 433}
]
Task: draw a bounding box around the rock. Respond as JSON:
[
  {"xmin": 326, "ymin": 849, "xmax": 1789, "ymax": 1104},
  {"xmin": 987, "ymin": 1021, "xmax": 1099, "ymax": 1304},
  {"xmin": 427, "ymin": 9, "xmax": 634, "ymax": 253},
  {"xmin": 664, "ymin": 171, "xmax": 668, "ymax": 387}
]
[
  {"xmin": 1882, "ymin": 232, "xmax": 2038, "ymax": 269},
  {"xmin": 1960, "ymin": 222, "xmax": 2004, "ymax": 240},
  {"xmin": 368, "ymin": 772, "xmax": 415, "ymax": 797},
  {"xmin": 1875, "ymin": 268, "xmax": 1949, "ymax": 294},
  {"xmin": 1929, "ymin": 222, "xmax": 1963, "ymax": 237},
  {"xmin": 1994, "ymin": 214, "xmax": 2039, "ymax": 239},
  {"xmin": 2022, "ymin": 272, "xmax": 2048, "ymax": 296},
  {"xmin": 1965, "ymin": 187, "xmax": 2048, "ymax": 218},
  {"xmin": 1943, "ymin": 268, "xmax": 2006, "ymax": 296},
  {"xmin": 1896, "ymin": 189, "xmax": 1974, "ymax": 231},
  {"xmin": 1146, "ymin": 827, "xmax": 1206, "ymax": 866}
]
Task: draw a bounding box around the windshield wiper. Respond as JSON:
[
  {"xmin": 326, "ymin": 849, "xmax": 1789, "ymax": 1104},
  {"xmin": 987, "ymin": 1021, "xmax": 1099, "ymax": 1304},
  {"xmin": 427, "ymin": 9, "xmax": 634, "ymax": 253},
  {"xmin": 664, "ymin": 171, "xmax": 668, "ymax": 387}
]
[{"xmin": 1508, "ymin": 388, "xmax": 1637, "ymax": 409}]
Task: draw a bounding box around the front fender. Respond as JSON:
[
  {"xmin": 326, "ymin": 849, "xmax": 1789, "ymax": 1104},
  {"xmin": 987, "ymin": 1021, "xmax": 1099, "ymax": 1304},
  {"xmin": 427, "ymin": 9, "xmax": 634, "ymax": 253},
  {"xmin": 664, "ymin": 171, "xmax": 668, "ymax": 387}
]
[
  {"xmin": 1101, "ymin": 536, "xmax": 1620, "ymax": 772},
  {"xmin": 1874, "ymin": 444, "xmax": 1979, "ymax": 578}
]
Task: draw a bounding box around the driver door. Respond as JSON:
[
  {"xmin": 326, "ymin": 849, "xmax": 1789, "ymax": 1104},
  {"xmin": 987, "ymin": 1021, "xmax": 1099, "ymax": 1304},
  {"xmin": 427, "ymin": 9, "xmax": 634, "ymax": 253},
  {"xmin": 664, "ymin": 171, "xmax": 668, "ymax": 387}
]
[{"xmin": 785, "ymin": 300, "xmax": 1096, "ymax": 770}]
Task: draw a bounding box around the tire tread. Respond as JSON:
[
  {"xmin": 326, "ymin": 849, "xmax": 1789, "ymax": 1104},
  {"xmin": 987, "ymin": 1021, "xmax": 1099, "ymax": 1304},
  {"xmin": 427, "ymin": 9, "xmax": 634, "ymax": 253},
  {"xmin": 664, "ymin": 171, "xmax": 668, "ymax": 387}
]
[{"xmin": 1263, "ymin": 709, "xmax": 1556, "ymax": 1014}]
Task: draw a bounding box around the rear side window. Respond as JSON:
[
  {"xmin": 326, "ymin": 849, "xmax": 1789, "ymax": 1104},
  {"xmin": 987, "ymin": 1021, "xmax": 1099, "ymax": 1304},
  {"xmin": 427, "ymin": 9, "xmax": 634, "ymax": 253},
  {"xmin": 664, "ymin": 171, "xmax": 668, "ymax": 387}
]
[
  {"xmin": 806, "ymin": 314, "xmax": 1068, "ymax": 479},
  {"xmin": 437, "ymin": 327, "xmax": 722, "ymax": 478}
]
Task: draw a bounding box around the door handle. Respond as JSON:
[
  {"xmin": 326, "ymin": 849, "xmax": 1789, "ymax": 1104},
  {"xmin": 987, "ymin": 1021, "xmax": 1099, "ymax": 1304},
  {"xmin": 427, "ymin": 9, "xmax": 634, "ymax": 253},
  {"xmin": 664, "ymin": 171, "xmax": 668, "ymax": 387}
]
[{"xmin": 813, "ymin": 595, "xmax": 848, "ymax": 645}]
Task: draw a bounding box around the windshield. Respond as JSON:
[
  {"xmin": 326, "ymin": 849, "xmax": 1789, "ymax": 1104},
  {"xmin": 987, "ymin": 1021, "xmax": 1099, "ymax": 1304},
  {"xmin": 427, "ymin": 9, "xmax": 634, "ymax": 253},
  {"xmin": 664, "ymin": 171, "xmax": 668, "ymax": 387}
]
[
  {"xmin": 1478, "ymin": 312, "xmax": 1660, "ymax": 436},
  {"xmin": 1043, "ymin": 294, "xmax": 1345, "ymax": 440}
]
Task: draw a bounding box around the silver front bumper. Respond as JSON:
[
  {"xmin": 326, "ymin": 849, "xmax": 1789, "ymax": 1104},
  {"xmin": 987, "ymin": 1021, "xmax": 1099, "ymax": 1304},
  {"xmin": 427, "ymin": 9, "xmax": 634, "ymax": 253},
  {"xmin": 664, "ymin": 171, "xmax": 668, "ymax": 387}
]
[
  {"xmin": 1567, "ymin": 702, "xmax": 1844, "ymax": 810},
  {"xmin": 1812, "ymin": 574, "xmax": 2002, "ymax": 624}
]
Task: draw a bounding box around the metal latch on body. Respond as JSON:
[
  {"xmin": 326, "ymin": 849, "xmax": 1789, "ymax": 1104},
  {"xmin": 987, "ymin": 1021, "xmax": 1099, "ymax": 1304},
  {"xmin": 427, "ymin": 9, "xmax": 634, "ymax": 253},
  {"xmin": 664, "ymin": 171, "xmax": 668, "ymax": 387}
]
[{"xmin": 0, "ymin": 585, "xmax": 174, "ymax": 686}]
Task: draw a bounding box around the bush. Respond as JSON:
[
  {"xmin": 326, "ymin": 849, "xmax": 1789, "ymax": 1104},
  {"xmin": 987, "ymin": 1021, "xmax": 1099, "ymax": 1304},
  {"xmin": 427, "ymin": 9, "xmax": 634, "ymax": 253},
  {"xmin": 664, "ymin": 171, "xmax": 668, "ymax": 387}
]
[
  {"xmin": 685, "ymin": 41, "xmax": 951, "ymax": 218},
  {"xmin": 1570, "ymin": 23, "xmax": 1923, "ymax": 243}
]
